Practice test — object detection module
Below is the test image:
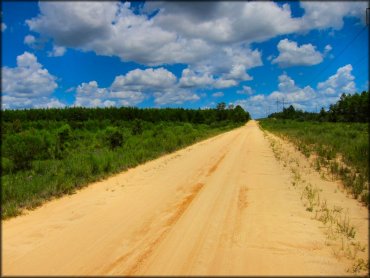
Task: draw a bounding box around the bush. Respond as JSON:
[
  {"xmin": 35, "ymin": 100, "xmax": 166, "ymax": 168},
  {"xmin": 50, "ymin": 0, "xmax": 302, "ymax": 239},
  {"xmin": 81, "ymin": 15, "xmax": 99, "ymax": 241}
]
[
  {"xmin": 55, "ymin": 124, "xmax": 72, "ymax": 159},
  {"xmin": 2, "ymin": 157, "xmax": 14, "ymax": 174},
  {"xmin": 2, "ymin": 130, "xmax": 53, "ymax": 170},
  {"xmin": 105, "ymin": 127, "xmax": 124, "ymax": 149},
  {"xmin": 132, "ymin": 119, "xmax": 143, "ymax": 135}
]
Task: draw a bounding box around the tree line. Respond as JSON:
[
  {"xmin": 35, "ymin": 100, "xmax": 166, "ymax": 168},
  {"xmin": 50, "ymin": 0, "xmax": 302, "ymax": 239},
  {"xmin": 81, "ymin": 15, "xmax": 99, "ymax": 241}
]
[
  {"xmin": 1, "ymin": 104, "xmax": 250, "ymax": 125},
  {"xmin": 268, "ymin": 91, "xmax": 369, "ymax": 123}
]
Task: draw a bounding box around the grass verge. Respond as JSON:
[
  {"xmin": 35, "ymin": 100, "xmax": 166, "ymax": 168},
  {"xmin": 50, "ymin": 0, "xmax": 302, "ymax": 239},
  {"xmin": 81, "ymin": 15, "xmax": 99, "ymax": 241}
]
[{"xmin": 259, "ymin": 119, "xmax": 369, "ymax": 206}]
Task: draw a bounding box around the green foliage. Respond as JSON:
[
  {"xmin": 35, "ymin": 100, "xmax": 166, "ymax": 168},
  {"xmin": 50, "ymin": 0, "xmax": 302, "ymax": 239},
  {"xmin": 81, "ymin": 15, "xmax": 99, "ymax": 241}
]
[
  {"xmin": 55, "ymin": 124, "xmax": 71, "ymax": 159},
  {"xmin": 131, "ymin": 119, "xmax": 143, "ymax": 135},
  {"xmin": 105, "ymin": 127, "xmax": 124, "ymax": 149},
  {"xmin": 3, "ymin": 129, "xmax": 54, "ymax": 170},
  {"xmin": 1, "ymin": 105, "xmax": 250, "ymax": 124},
  {"xmin": 260, "ymin": 119, "xmax": 369, "ymax": 205}
]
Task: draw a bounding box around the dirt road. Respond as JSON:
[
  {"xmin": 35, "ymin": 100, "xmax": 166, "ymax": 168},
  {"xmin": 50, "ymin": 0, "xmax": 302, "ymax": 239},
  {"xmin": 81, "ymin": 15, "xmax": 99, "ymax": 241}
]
[{"xmin": 2, "ymin": 121, "xmax": 368, "ymax": 275}]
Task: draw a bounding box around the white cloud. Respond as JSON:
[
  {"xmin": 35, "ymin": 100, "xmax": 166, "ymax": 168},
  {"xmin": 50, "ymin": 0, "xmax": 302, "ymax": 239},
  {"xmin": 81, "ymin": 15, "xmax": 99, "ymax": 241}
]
[
  {"xmin": 74, "ymin": 80, "xmax": 145, "ymax": 108},
  {"xmin": 268, "ymin": 73, "xmax": 315, "ymax": 103},
  {"xmin": 317, "ymin": 64, "xmax": 355, "ymax": 95},
  {"xmin": 25, "ymin": 1, "xmax": 366, "ymax": 69},
  {"xmin": 324, "ymin": 44, "xmax": 332, "ymax": 54},
  {"xmin": 1, "ymin": 23, "xmax": 6, "ymax": 32},
  {"xmin": 74, "ymin": 67, "xmax": 201, "ymax": 107},
  {"xmin": 145, "ymin": 2, "xmax": 301, "ymax": 44},
  {"xmin": 34, "ymin": 98, "xmax": 66, "ymax": 109},
  {"xmin": 24, "ymin": 34, "xmax": 36, "ymax": 45},
  {"xmin": 272, "ymin": 39, "xmax": 324, "ymax": 67},
  {"xmin": 237, "ymin": 85, "xmax": 253, "ymax": 95},
  {"xmin": 111, "ymin": 68, "xmax": 177, "ymax": 91},
  {"xmin": 179, "ymin": 68, "xmax": 214, "ymax": 88},
  {"xmin": 2, "ymin": 52, "xmax": 58, "ymax": 102},
  {"xmin": 25, "ymin": 1, "xmax": 266, "ymax": 83},
  {"xmin": 235, "ymin": 65, "xmax": 357, "ymax": 119},
  {"xmin": 212, "ymin": 91, "xmax": 224, "ymax": 98},
  {"xmin": 19, "ymin": 2, "xmax": 365, "ymax": 109},
  {"xmin": 26, "ymin": 2, "xmax": 210, "ymax": 66},
  {"xmin": 214, "ymin": 78, "xmax": 238, "ymax": 89},
  {"xmin": 300, "ymin": 2, "xmax": 367, "ymax": 30},
  {"xmin": 154, "ymin": 89, "xmax": 199, "ymax": 105},
  {"xmin": 48, "ymin": 45, "xmax": 66, "ymax": 57},
  {"xmin": 225, "ymin": 64, "xmax": 252, "ymax": 81}
]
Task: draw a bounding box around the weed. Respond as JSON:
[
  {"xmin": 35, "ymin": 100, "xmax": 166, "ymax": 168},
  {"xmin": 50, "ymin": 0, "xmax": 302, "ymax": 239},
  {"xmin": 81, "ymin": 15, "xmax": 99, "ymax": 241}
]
[
  {"xmin": 350, "ymin": 258, "xmax": 368, "ymax": 274},
  {"xmin": 336, "ymin": 211, "xmax": 356, "ymax": 239}
]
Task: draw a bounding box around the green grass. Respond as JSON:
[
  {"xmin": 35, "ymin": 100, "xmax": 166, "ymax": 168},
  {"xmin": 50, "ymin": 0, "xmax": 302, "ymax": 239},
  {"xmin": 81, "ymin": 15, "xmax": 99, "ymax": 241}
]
[
  {"xmin": 259, "ymin": 119, "xmax": 369, "ymax": 205},
  {"xmin": 2, "ymin": 120, "xmax": 242, "ymax": 219}
]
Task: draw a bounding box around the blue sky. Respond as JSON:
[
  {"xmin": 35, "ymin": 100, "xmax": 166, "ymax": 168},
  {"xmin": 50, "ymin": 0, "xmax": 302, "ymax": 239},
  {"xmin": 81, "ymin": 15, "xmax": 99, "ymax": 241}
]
[{"xmin": 1, "ymin": 1, "xmax": 368, "ymax": 118}]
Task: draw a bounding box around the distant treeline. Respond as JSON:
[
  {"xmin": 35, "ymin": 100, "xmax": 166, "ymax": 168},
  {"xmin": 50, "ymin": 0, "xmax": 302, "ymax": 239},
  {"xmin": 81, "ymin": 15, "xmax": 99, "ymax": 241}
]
[
  {"xmin": 1, "ymin": 104, "xmax": 250, "ymax": 125},
  {"xmin": 268, "ymin": 91, "xmax": 369, "ymax": 122}
]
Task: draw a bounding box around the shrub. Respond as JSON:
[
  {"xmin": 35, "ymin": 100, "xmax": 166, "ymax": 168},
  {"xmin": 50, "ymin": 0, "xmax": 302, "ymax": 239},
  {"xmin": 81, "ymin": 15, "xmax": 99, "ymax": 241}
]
[
  {"xmin": 132, "ymin": 119, "xmax": 143, "ymax": 135},
  {"xmin": 3, "ymin": 130, "xmax": 53, "ymax": 170},
  {"xmin": 105, "ymin": 127, "xmax": 124, "ymax": 149},
  {"xmin": 2, "ymin": 157, "xmax": 14, "ymax": 174}
]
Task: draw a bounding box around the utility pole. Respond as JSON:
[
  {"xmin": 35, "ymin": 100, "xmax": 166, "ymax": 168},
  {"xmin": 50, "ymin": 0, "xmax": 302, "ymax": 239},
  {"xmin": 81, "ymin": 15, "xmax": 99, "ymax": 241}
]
[{"xmin": 282, "ymin": 98, "xmax": 285, "ymax": 110}]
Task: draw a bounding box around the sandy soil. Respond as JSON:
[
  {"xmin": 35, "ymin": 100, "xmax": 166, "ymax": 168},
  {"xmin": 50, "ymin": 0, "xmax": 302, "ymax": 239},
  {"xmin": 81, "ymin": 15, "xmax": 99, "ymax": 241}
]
[{"xmin": 2, "ymin": 120, "xmax": 368, "ymax": 276}]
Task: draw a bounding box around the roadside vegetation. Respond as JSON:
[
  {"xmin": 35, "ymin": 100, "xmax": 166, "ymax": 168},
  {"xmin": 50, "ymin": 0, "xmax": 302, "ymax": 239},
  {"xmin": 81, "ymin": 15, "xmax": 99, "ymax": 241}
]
[
  {"xmin": 1, "ymin": 104, "xmax": 250, "ymax": 219},
  {"xmin": 264, "ymin": 132, "xmax": 368, "ymax": 274},
  {"xmin": 260, "ymin": 91, "xmax": 369, "ymax": 206}
]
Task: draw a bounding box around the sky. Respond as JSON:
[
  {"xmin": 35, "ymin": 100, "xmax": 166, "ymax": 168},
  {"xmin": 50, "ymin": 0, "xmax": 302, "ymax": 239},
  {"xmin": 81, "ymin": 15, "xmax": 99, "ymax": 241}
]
[{"xmin": 1, "ymin": 1, "xmax": 369, "ymax": 118}]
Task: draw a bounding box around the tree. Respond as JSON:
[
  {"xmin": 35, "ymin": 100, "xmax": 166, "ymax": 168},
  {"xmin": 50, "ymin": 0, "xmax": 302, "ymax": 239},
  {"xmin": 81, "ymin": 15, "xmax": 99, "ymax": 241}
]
[{"xmin": 216, "ymin": 102, "xmax": 226, "ymax": 111}]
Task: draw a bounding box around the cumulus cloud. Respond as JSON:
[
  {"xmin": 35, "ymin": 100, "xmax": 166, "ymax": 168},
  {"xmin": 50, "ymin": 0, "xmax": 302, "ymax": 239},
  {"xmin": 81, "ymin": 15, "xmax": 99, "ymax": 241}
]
[
  {"xmin": 111, "ymin": 68, "xmax": 177, "ymax": 91},
  {"xmin": 74, "ymin": 80, "xmax": 145, "ymax": 108},
  {"xmin": 24, "ymin": 34, "xmax": 36, "ymax": 45},
  {"xmin": 2, "ymin": 51, "xmax": 57, "ymax": 96},
  {"xmin": 18, "ymin": 2, "xmax": 366, "ymax": 109},
  {"xmin": 235, "ymin": 65, "xmax": 357, "ymax": 118},
  {"xmin": 145, "ymin": 2, "xmax": 301, "ymax": 44},
  {"xmin": 25, "ymin": 2, "xmax": 366, "ymax": 70},
  {"xmin": 179, "ymin": 68, "xmax": 214, "ymax": 88},
  {"xmin": 317, "ymin": 64, "xmax": 355, "ymax": 95},
  {"xmin": 48, "ymin": 45, "xmax": 66, "ymax": 57},
  {"xmin": 300, "ymin": 1, "xmax": 367, "ymax": 30},
  {"xmin": 25, "ymin": 1, "xmax": 267, "ymax": 83},
  {"xmin": 26, "ymin": 2, "xmax": 210, "ymax": 66},
  {"xmin": 154, "ymin": 89, "xmax": 200, "ymax": 105},
  {"xmin": 74, "ymin": 67, "xmax": 200, "ymax": 107},
  {"xmin": 1, "ymin": 52, "xmax": 61, "ymax": 109},
  {"xmin": 272, "ymin": 39, "xmax": 324, "ymax": 67},
  {"xmin": 212, "ymin": 92, "xmax": 224, "ymax": 98},
  {"xmin": 324, "ymin": 44, "xmax": 332, "ymax": 54},
  {"xmin": 237, "ymin": 85, "xmax": 253, "ymax": 95}
]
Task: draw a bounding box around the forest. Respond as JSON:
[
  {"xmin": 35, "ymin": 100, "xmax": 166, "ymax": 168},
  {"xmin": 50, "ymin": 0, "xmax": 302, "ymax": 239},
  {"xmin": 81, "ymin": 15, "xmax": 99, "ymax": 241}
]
[
  {"xmin": 1, "ymin": 104, "xmax": 250, "ymax": 218},
  {"xmin": 268, "ymin": 91, "xmax": 369, "ymax": 122}
]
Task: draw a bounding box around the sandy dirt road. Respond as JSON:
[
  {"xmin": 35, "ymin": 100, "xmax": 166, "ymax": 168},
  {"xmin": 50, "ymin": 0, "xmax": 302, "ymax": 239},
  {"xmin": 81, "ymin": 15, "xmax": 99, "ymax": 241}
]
[{"xmin": 2, "ymin": 121, "xmax": 368, "ymax": 276}]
